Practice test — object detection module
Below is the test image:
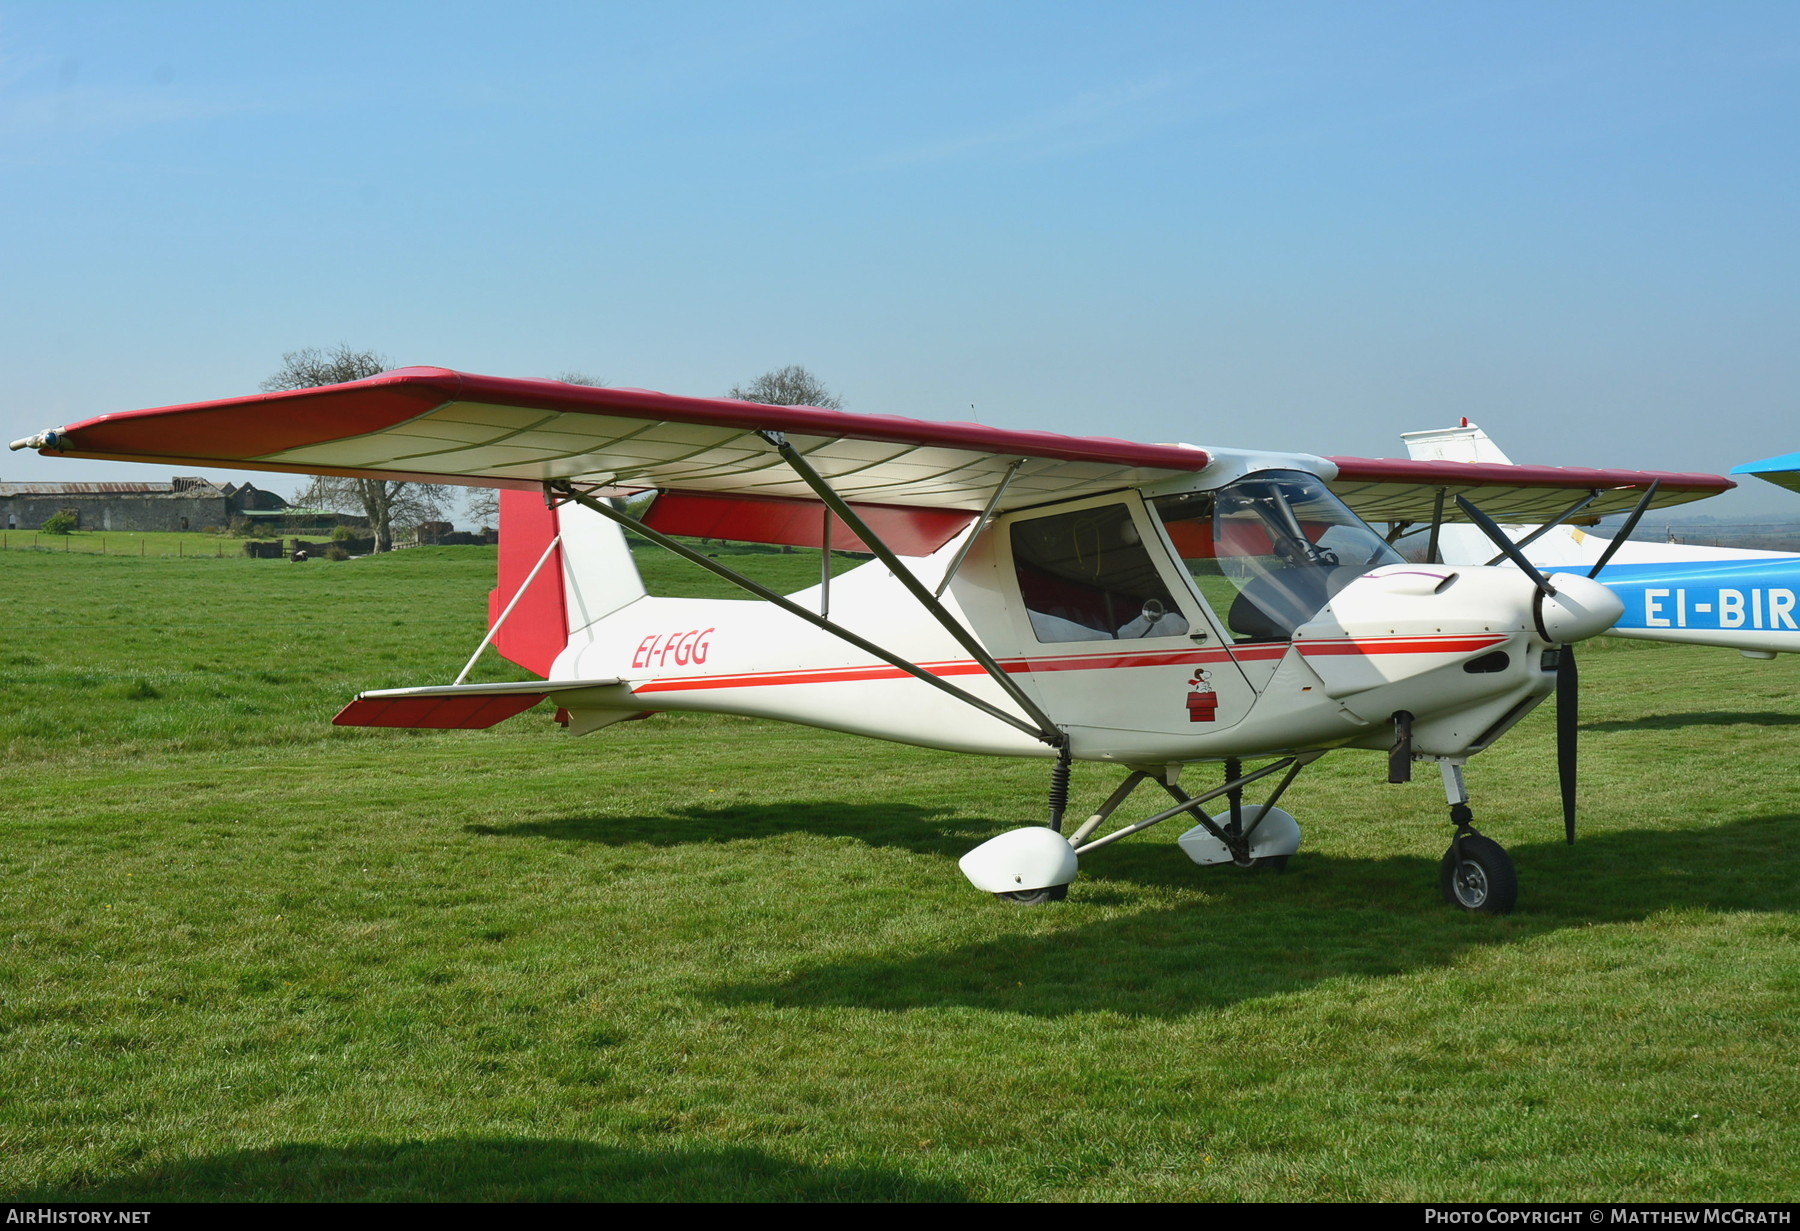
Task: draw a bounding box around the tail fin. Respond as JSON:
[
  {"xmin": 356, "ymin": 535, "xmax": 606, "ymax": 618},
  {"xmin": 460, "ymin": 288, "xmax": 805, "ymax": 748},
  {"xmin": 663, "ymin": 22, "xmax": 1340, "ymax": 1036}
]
[
  {"xmin": 1400, "ymin": 419, "xmax": 1516, "ymax": 466},
  {"xmin": 488, "ymin": 489, "xmax": 645, "ymax": 677}
]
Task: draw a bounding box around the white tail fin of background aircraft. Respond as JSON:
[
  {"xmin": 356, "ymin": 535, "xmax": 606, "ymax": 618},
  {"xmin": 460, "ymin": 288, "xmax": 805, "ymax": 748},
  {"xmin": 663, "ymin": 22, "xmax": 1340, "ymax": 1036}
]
[{"xmin": 1399, "ymin": 420, "xmax": 1518, "ymax": 467}]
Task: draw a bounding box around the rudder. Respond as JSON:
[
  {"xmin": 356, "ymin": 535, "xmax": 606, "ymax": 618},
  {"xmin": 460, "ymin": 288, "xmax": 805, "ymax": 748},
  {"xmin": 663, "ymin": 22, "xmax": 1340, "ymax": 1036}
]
[{"xmin": 488, "ymin": 489, "xmax": 645, "ymax": 677}]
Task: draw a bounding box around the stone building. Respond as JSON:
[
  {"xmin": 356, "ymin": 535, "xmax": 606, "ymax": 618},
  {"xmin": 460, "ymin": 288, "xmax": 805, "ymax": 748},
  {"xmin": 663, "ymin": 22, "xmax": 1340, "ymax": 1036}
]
[{"xmin": 0, "ymin": 476, "xmax": 287, "ymax": 532}]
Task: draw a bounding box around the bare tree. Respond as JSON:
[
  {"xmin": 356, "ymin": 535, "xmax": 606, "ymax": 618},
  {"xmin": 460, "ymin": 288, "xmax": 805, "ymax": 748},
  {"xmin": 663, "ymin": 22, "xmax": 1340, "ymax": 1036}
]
[
  {"xmin": 724, "ymin": 367, "xmax": 842, "ymax": 552},
  {"xmin": 261, "ymin": 344, "xmax": 389, "ymax": 392},
  {"xmin": 726, "ymin": 365, "xmax": 842, "ymax": 409},
  {"xmin": 464, "ymin": 487, "xmax": 500, "ymax": 531},
  {"xmin": 264, "ymin": 345, "xmax": 451, "ymax": 552}
]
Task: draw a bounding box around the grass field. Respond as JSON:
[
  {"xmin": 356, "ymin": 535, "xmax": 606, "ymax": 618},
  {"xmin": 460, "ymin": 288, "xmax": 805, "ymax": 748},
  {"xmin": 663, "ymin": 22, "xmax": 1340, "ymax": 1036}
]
[
  {"xmin": 2, "ymin": 544, "xmax": 1798, "ymax": 1201},
  {"xmin": 0, "ymin": 530, "xmax": 253, "ymax": 559}
]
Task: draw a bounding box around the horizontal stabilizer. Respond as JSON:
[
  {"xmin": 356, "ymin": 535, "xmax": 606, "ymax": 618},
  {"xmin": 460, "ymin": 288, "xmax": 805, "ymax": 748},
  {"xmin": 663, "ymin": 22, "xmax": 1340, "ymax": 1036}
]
[
  {"xmin": 333, "ymin": 677, "xmax": 625, "ymax": 729},
  {"xmin": 336, "ymin": 693, "xmax": 547, "ymax": 729}
]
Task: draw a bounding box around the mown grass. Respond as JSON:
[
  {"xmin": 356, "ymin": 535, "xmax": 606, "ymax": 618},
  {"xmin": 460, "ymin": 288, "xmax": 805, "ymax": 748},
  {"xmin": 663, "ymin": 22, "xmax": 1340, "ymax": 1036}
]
[{"xmin": 1, "ymin": 545, "xmax": 1797, "ymax": 1201}]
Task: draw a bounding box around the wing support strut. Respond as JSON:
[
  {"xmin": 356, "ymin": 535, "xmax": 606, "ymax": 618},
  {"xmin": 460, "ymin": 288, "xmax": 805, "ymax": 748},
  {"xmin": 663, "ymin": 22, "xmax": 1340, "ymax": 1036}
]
[
  {"xmin": 544, "ymin": 480, "xmax": 1063, "ymax": 748},
  {"xmin": 933, "ymin": 458, "xmax": 1024, "ymax": 598},
  {"xmin": 454, "ymin": 532, "xmax": 562, "ymax": 685},
  {"xmin": 1481, "ymin": 489, "xmax": 1601, "ymax": 566},
  {"xmin": 753, "ymin": 432, "xmax": 1064, "ymax": 743},
  {"xmin": 1425, "ymin": 487, "xmax": 1447, "ymax": 564}
]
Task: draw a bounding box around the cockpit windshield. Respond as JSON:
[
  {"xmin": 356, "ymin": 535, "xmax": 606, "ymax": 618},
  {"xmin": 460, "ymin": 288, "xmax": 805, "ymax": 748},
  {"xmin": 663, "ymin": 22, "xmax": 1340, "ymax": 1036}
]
[{"xmin": 1153, "ymin": 470, "xmax": 1402, "ymax": 642}]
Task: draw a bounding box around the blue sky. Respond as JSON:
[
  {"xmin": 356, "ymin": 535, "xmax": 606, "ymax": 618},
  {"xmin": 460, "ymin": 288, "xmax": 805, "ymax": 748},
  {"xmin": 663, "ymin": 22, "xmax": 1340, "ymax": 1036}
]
[{"xmin": 2, "ymin": 1, "xmax": 1796, "ymax": 516}]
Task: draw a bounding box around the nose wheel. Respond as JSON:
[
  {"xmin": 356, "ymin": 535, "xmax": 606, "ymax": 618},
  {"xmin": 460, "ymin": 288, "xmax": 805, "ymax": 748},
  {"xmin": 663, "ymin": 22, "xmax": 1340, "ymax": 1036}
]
[
  {"xmin": 1439, "ymin": 831, "xmax": 1517, "ymax": 915},
  {"xmin": 1434, "ymin": 762, "xmax": 1519, "ymax": 915}
]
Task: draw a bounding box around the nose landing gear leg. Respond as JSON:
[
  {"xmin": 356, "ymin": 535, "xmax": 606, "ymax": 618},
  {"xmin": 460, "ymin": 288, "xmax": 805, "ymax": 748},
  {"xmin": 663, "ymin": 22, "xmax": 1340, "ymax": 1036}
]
[{"xmin": 1436, "ymin": 761, "xmax": 1518, "ymax": 915}]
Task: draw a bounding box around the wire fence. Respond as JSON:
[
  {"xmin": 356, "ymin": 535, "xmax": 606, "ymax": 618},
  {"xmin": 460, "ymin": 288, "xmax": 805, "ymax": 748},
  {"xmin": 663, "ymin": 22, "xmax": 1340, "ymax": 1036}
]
[
  {"xmin": 0, "ymin": 532, "xmax": 488, "ymax": 558},
  {"xmin": 1656, "ymin": 523, "xmax": 1800, "ymax": 551},
  {"xmin": 0, "ymin": 533, "xmax": 236, "ymax": 557}
]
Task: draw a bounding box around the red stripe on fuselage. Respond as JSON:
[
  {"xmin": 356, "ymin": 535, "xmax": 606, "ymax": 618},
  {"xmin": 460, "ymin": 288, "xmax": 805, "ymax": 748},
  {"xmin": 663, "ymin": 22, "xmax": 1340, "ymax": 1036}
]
[
  {"xmin": 628, "ymin": 634, "xmax": 1507, "ymax": 696},
  {"xmin": 630, "ymin": 645, "xmax": 1227, "ymax": 694}
]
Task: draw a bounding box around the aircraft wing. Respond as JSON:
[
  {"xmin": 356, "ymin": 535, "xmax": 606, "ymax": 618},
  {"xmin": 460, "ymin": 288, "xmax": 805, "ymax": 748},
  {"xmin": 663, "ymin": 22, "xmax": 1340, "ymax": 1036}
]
[
  {"xmin": 1324, "ymin": 456, "xmax": 1734, "ymax": 523},
  {"xmin": 10, "ymin": 366, "xmax": 1731, "ymax": 539},
  {"xmin": 1731, "ymin": 451, "xmax": 1800, "ymax": 495},
  {"xmin": 8, "ymin": 367, "xmax": 1211, "ymax": 521}
]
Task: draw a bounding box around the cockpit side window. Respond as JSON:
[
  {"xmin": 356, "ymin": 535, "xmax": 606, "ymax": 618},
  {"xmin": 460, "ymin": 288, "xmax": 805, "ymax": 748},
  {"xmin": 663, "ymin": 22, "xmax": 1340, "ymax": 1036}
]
[
  {"xmin": 1010, "ymin": 503, "xmax": 1189, "ymax": 643},
  {"xmin": 1154, "ymin": 471, "xmax": 1401, "ymax": 642}
]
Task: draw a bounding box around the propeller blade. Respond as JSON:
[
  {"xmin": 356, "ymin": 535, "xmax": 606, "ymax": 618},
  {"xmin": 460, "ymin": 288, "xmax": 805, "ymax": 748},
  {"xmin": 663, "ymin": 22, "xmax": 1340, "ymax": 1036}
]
[
  {"xmin": 1454, "ymin": 495, "xmax": 1556, "ymax": 597},
  {"xmin": 1588, "ymin": 480, "xmax": 1661, "ymax": 578},
  {"xmin": 1557, "ymin": 646, "xmax": 1579, "ymax": 844}
]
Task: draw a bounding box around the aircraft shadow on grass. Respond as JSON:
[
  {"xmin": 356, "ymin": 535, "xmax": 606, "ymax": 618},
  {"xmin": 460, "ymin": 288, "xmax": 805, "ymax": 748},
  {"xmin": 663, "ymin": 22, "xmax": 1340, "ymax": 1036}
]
[
  {"xmin": 20, "ymin": 1137, "xmax": 965, "ymax": 1203},
  {"xmin": 708, "ymin": 816, "xmax": 1800, "ymax": 1018},
  {"xmin": 467, "ymin": 801, "xmax": 1000, "ymax": 861},
  {"xmin": 474, "ymin": 806, "xmax": 1800, "ymax": 1020},
  {"xmin": 1582, "ymin": 710, "xmax": 1800, "ymax": 732}
]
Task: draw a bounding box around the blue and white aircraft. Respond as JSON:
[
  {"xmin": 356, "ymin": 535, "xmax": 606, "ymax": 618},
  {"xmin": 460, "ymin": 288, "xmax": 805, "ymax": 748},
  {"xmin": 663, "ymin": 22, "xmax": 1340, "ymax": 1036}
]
[{"xmin": 1404, "ymin": 423, "xmax": 1800, "ymax": 659}]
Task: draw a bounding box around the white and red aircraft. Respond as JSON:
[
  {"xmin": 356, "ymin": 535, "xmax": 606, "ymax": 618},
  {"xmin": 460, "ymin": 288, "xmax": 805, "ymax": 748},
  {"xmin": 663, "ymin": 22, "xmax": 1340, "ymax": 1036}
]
[{"xmin": 10, "ymin": 369, "xmax": 1735, "ymax": 913}]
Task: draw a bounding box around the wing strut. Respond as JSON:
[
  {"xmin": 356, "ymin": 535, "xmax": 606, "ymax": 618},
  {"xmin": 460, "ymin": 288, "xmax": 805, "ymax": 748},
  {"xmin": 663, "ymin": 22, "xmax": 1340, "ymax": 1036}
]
[
  {"xmin": 1072, "ymin": 753, "xmax": 1324, "ymax": 855},
  {"xmin": 933, "ymin": 458, "xmax": 1024, "ymax": 597},
  {"xmin": 545, "ymin": 480, "xmax": 1064, "ymax": 748},
  {"xmin": 454, "ymin": 532, "xmax": 563, "ymax": 685},
  {"xmin": 1425, "ymin": 487, "xmax": 1447, "ymax": 564},
  {"xmin": 1480, "ymin": 489, "xmax": 1601, "ymax": 566},
  {"xmin": 754, "ymin": 431, "xmax": 1064, "ymax": 742},
  {"xmin": 820, "ymin": 509, "xmax": 832, "ymax": 618}
]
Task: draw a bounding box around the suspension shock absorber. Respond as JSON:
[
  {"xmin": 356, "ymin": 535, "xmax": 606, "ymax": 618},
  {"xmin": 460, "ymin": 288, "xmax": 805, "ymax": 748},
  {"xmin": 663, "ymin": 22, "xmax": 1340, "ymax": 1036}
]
[
  {"xmin": 1047, "ymin": 742, "xmax": 1073, "ymax": 833},
  {"xmin": 1224, "ymin": 756, "xmax": 1244, "ymax": 836}
]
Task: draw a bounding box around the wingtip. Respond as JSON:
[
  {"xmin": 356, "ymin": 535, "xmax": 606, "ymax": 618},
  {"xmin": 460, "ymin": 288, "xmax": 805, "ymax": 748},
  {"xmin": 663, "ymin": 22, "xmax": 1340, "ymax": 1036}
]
[
  {"xmin": 1729, "ymin": 450, "xmax": 1800, "ymax": 477},
  {"xmin": 8, "ymin": 430, "xmax": 57, "ymax": 452}
]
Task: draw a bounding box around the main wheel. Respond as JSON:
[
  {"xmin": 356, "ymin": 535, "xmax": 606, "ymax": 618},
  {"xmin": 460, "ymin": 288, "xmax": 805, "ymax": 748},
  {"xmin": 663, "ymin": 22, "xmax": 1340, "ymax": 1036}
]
[
  {"xmin": 1439, "ymin": 835, "xmax": 1517, "ymax": 915},
  {"xmin": 996, "ymin": 884, "xmax": 1069, "ymax": 905}
]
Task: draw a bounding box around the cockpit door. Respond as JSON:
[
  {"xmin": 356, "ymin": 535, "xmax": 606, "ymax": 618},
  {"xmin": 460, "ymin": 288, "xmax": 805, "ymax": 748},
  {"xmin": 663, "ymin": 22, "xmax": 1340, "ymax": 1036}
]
[
  {"xmin": 1148, "ymin": 469, "xmax": 1409, "ymax": 687},
  {"xmin": 996, "ymin": 492, "xmax": 1255, "ymax": 758}
]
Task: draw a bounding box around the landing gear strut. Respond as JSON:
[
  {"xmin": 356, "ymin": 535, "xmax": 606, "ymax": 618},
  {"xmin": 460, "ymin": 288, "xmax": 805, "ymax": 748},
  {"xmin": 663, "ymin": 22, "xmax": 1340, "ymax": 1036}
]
[
  {"xmin": 1436, "ymin": 763, "xmax": 1518, "ymax": 915},
  {"xmin": 958, "ymin": 753, "xmax": 1321, "ymax": 903}
]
